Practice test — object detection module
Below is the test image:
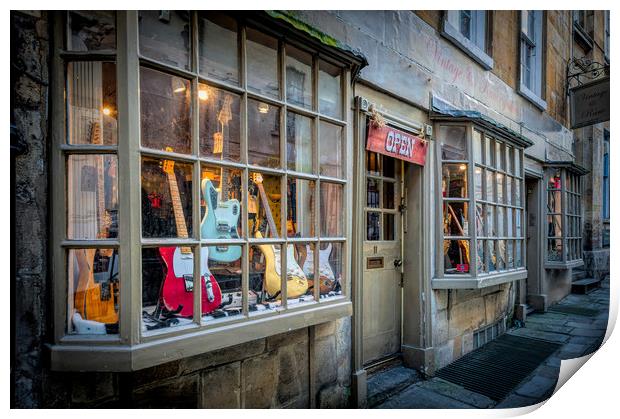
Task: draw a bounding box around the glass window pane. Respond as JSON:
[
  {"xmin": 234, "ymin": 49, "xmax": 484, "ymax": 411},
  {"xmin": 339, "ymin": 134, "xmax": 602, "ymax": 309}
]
[
  {"xmin": 548, "ymin": 239, "xmax": 563, "ymax": 261},
  {"xmin": 319, "ymin": 242, "xmax": 344, "ymax": 299},
  {"xmin": 515, "ymin": 209, "xmax": 523, "ymax": 237},
  {"xmin": 497, "ymin": 239, "xmax": 506, "ymax": 269},
  {"xmin": 366, "ymin": 151, "xmax": 381, "ymax": 176},
  {"xmin": 506, "ymin": 240, "xmax": 514, "ymax": 269},
  {"xmin": 203, "ymin": 245, "xmax": 244, "ymax": 319},
  {"xmin": 506, "ymin": 177, "xmax": 512, "ymax": 205},
  {"xmin": 287, "ymin": 242, "xmax": 315, "ymax": 304},
  {"xmin": 477, "ymin": 240, "xmax": 486, "ymax": 273},
  {"xmin": 140, "ymin": 67, "xmax": 191, "ymax": 154},
  {"xmin": 69, "ymin": 11, "xmax": 116, "ymax": 51},
  {"xmin": 485, "ymin": 136, "xmax": 494, "ymax": 167},
  {"xmin": 383, "ymin": 156, "xmax": 396, "ymax": 178},
  {"xmin": 496, "ymin": 173, "xmax": 504, "ymax": 203},
  {"xmin": 515, "ymin": 149, "xmax": 521, "ymax": 176},
  {"xmin": 248, "ymin": 99, "xmax": 280, "ymax": 168},
  {"xmin": 199, "ymin": 85, "xmax": 241, "ymax": 162},
  {"xmin": 486, "ymin": 170, "xmax": 495, "ymax": 202},
  {"xmin": 286, "ymin": 112, "xmax": 313, "ymax": 173},
  {"xmin": 319, "ymin": 121, "xmax": 344, "ymax": 178},
  {"xmin": 287, "ymin": 178, "xmax": 316, "ymax": 238},
  {"xmin": 286, "ymin": 45, "xmax": 313, "ymax": 109},
  {"xmin": 139, "ymin": 11, "xmax": 190, "ymax": 70},
  {"xmin": 548, "ymin": 190, "xmax": 562, "ymax": 213},
  {"xmin": 248, "ymin": 244, "xmax": 284, "ymax": 311},
  {"xmin": 515, "ymin": 179, "xmax": 521, "ymax": 206},
  {"xmin": 320, "ymin": 182, "xmax": 344, "ymax": 237},
  {"xmin": 69, "ymin": 248, "xmax": 119, "ymax": 334},
  {"xmin": 249, "ymin": 172, "xmax": 282, "ymax": 238},
  {"xmin": 476, "ymin": 204, "xmax": 484, "ymax": 236},
  {"xmin": 67, "ymin": 62, "xmax": 117, "ymax": 145},
  {"xmin": 246, "ymin": 28, "xmax": 279, "ymax": 98},
  {"xmin": 473, "ymin": 130, "xmax": 483, "ymax": 164},
  {"xmin": 319, "ymin": 60, "xmax": 342, "ymax": 119},
  {"xmin": 444, "ymin": 202, "xmax": 469, "ymax": 236},
  {"xmin": 198, "ymin": 12, "xmax": 239, "ymax": 85},
  {"xmin": 516, "ymin": 241, "xmax": 523, "ymax": 267},
  {"xmin": 366, "ymin": 211, "xmax": 380, "ymax": 241},
  {"xmin": 507, "ymin": 208, "xmax": 513, "ymax": 237},
  {"xmin": 384, "ymin": 213, "xmax": 396, "ymax": 241},
  {"xmin": 497, "ymin": 206, "xmax": 505, "ymax": 237},
  {"xmin": 547, "ymin": 170, "xmax": 562, "ymax": 190},
  {"xmin": 383, "ymin": 181, "xmax": 396, "ymax": 209},
  {"xmin": 444, "ymin": 240, "xmax": 470, "ymax": 274},
  {"xmin": 474, "ymin": 167, "xmax": 483, "ymax": 200},
  {"xmin": 506, "ymin": 146, "xmax": 513, "ymax": 174},
  {"xmin": 486, "ymin": 205, "xmax": 495, "ymax": 237},
  {"xmin": 547, "ymin": 214, "xmax": 562, "ymax": 238},
  {"xmin": 495, "ymin": 141, "xmax": 503, "ymax": 171},
  {"xmin": 68, "ymin": 155, "xmax": 119, "ymax": 239},
  {"xmin": 200, "ymin": 165, "xmax": 243, "ymax": 243},
  {"xmin": 439, "ymin": 125, "xmax": 468, "ymax": 160},
  {"xmin": 488, "ymin": 240, "xmax": 497, "ymax": 271},
  {"xmin": 141, "ymin": 156, "xmax": 193, "ymax": 238},
  {"xmin": 366, "ymin": 178, "xmax": 380, "ymax": 208},
  {"xmin": 442, "ymin": 163, "xmax": 468, "ymax": 198}
]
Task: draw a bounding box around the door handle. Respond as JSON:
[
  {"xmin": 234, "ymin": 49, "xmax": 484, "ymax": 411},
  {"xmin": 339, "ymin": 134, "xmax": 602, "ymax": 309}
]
[{"xmin": 393, "ymin": 259, "xmax": 402, "ymax": 268}]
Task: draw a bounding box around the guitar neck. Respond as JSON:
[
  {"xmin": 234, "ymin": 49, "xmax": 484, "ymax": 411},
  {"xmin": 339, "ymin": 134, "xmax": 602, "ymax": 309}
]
[
  {"xmin": 256, "ymin": 183, "xmax": 278, "ymax": 238},
  {"xmin": 167, "ymin": 171, "xmax": 189, "ymax": 240},
  {"xmin": 91, "ymin": 121, "xmax": 108, "ymax": 239}
]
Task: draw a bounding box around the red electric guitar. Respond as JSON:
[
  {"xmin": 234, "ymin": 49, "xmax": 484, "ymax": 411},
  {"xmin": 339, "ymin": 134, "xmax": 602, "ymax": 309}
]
[{"xmin": 159, "ymin": 153, "xmax": 222, "ymax": 317}]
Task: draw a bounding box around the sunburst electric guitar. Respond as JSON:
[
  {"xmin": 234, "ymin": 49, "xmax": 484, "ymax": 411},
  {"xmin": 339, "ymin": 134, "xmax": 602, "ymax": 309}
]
[
  {"xmin": 159, "ymin": 152, "xmax": 222, "ymax": 317},
  {"xmin": 252, "ymin": 173, "xmax": 308, "ymax": 299}
]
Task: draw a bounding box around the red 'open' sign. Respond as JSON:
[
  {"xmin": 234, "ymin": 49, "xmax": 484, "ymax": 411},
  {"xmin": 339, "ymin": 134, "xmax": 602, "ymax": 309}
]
[{"xmin": 366, "ymin": 123, "xmax": 428, "ymax": 166}]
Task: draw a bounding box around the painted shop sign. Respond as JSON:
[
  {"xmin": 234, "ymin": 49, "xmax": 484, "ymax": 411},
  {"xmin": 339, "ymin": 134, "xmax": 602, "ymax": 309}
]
[
  {"xmin": 366, "ymin": 123, "xmax": 428, "ymax": 166},
  {"xmin": 570, "ymin": 77, "xmax": 610, "ymax": 129}
]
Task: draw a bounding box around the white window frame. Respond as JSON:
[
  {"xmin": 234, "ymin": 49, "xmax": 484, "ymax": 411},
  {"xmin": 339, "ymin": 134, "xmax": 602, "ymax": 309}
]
[
  {"xmin": 442, "ymin": 10, "xmax": 493, "ymax": 70},
  {"xmin": 518, "ymin": 10, "xmax": 547, "ymax": 111}
]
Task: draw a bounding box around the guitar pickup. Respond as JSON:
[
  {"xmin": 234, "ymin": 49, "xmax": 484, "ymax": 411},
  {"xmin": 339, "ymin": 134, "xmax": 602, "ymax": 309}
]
[
  {"xmin": 216, "ymin": 222, "xmax": 231, "ymax": 233},
  {"xmin": 183, "ymin": 275, "xmax": 194, "ymax": 292}
]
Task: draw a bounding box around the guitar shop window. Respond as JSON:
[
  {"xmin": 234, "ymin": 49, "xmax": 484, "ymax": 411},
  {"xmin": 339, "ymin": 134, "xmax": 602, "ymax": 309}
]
[{"xmin": 437, "ymin": 124, "xmax": 526, "ymax": 280}]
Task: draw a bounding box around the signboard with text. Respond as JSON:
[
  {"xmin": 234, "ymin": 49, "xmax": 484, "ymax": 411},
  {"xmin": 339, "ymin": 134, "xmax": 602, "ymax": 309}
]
[
  {"xmin": 366, "ymin": 123, "xmax": 428, "ymax": 166},
  {"xmin": 570, "ymin": 77, "xmax": 610, "ymax": 129}
]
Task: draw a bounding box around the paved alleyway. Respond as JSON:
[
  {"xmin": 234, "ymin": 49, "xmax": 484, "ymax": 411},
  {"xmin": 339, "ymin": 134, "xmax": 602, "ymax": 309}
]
[{"xmin": 372, "ymin": 277, "xmax": 610, "ymax": 409}]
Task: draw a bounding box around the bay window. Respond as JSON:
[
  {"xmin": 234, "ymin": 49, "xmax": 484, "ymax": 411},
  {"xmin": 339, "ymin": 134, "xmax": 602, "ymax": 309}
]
[{"xmin": 50, "ymin": 11, "xmax": 362, "ymax": 371}]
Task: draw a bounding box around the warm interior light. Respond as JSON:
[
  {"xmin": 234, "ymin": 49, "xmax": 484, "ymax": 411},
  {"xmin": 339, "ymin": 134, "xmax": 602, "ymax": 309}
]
[
  {"xmin": 174, "ymin": 86, "xmax": 187, "ymax": 93},
  {"xmin": 258, "ymin": 102, "xmax": 270, "ymax": 114},
  {"xmin": 102, "ymin": 107, "xmax": 111, "ymax": 116},
  {"xmin": 459, "ymin": 164, "xmax": 467, "ymax": 171},
  {"xmin": 475, "ymin": 168, "xmax": 482, "ymax": 174},
  {"xmin": 198, "ymin": 89, "xmax": 209, "ymax": 101}
]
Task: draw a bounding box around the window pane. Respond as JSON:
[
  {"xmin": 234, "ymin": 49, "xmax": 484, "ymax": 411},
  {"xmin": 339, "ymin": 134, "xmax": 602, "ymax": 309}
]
[
  {"xmin": 249, "ymin": 172, "xmax": 281, "ymax": 239},
  {"xmin": 488, "ymin": 240, "xmax": 497, "ymax": 271},
  {"xmin": 477, "ymin": 240, "xmax": 486, "ymax": 273},
  {"xmin": 69, "ymin": 248, "xmax": 119, "ymax": 334},
  {"xmin": 515, "ymin": 149, "xmax": 521, "ymax": 176},
  {"xmin": 384, "ymin": 213, "xmax": 395, "ymax": 241},
  {"xmin": 200, "ymin": 165, "xmax": 243, "ymax": 243},
  {"xmin": 319, "ymin": 242, "xmax": 344, "ymax": 299},
  {"xmin": 319, "ymin": 60, "xmax": 342, "ymax": 119},
  {"xmin": 507, "ymin": 208, "xmax": 513, "ymax": 237},
  {"xmin": 460, "ymin": 10, "xmax": 472, "ymax": 39},
  {"xmin": 506, "ymin": 241, "xmax": 514, "ymax": 269},
  {"xmin": 139, "ymin": 11, "xmax": 190, "ymax": 70},
  {"xmin": 366, "ymin": 178, "xmax": 380, "ymax": 208},
  {"xmin": 476, "ymin": 204, "xmax": 484, "ymax": 236},
  {"xmin": 383, "ymin": 181, "xmax": 396, "ymax": 209},
  {"xmin": 68, "ymin": 155, "xmax": 119, "ymax": 239},
  {"xmin": 320, "ymin": 121, "xmax": 344, "ymax": 178},
  {"xmin": 444, "ymin": 240, "xmax": 470, "ymax": 274},
  {"xmin": 548, "ymin": 239, "xmax": 563, "ymax": 261},
  {"xmin": 198, "ymin": 12, "xmax": 239, "ymax": 85},
  {"xmin": 497, "ymin": 206, "xmax": 505, "ymax": 237},
  {"xmin": 69, "ymin": 11, "xmax": 116, "ymax": 51},
  {"xmin": 547, "ymin": 214, "xmax": 562, "ymax": 237},
  {"xmin": 548, "ymin": 190, "xmax": 562, "ymax": 213},
  {"xmin": 199, "ymin": 85, "xmax": 241, "ymax": 162},
  {"xmin": 140, "ymin": 67, "xmax": 191, "ymax": 154},
  {"xmin": 67, "ymin": 62, "xmax": 117, "ymax": 145},
  {"xmin": 383, "ymin": 156, "xmax": 396, "ymax": 178},
  {"xmin": 495, "ymin": 142, "xmax": 503, "ymax": 171},
  {"xmin": 496, "ymin": 173, "xmax": 504, "ymax": 203},
  {"xmin": 366, "ymin": 151, "xmax": 381, "ymax": 176},
  {"xmin": 246, "ymin": 28, "xmax": 279, "ymax": 98},
  {"xmin": 282, "ymin": 243, "xmax": 314, "ymax": 303},
  {"xmin": 485, "ymin": 136, "xmax": 494, "ymax": 167},
  {"xmin": 515, "ymin": 209, "xmax": 523, "ymax": 237},
  {"xmin": 286, "ymin": 45, "xmax": 313, "ymax": 109},
  {"xmin": 486, "ymin": 170, "xmax": 495, "ymax": 202},
  {"xmin": 287, "ymin": 178, "xmax": 316, "ymax": 238},
  {"xmin": 506, "ymin": 176, "xmax": 512, "ymax": 205},
  {"xmin": 516, "ymin": 241, "xmax": 523, "ymax": 267},
  {"xmin": 366, "ymin": 212, "xmax": 380, "ymax": 241},
  {"xmin": 473, "ymin": 131, "xmax": 483, "ymax": 164},
  {"xmin": 286, "ymin": 112, "xmax": 313, "ymax": 173},
  {"xmin": 141, "ymin": 156, "xmax": 193, "ymax": 238},
  {"xmin": 204, "ymin": 245, "xmax": 244, "ymax": 320},
  {"xmin": 497, "ymin": 239, "xmax": 506, "ymax": 269},
  {"xmin": 248, "ymin": 99, "xmax": 280, "ymax": 168},
  {"xmin": 442, "ymin": 163, "xmax": 468, "ymax": 198},
  {"xmin": 444, "ymin": 202, "xmax": 469, "ymax": 236},
  {"xmin": 439, "ymin": 125, "xmax": 468, "ymax": 160},
  {"xmin": 249, "ymin": 244, "xmax": 283, "ymax": 311},
  {"xmin": 514, "ymin": 179, "xmax": 521, "ymax": 206},
  {"xmin": 547, "ymin": 170, "xmax": 562, "ymax": 190},
  {"xmin": 320, "ymin": 182, "xmax": 344, "ymax": 237},
  {"xmin": 474, "ymin": 167, "xmax": 483, "ymax": 200}
]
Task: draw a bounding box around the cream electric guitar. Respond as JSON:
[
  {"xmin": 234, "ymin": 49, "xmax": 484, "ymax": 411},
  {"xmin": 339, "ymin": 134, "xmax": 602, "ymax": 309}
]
[{"xmin": 252, "ymin": 173, "xmax": 308, "ymax": 299}]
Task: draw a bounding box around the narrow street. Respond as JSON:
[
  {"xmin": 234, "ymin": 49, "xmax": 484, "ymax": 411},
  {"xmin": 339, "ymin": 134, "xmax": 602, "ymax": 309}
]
[{"xmin": 371, "ymin": 277, "xmax": 610, "ymax": 409}]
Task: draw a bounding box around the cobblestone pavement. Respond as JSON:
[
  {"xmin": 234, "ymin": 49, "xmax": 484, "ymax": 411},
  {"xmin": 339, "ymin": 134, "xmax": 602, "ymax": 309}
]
[{"xmin": 373, "ymin": 277, "xmax": 610, "ymax": 409}]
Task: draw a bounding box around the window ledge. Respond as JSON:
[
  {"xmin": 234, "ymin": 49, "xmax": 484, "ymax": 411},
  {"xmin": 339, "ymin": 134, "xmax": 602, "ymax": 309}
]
[
  {"xmin": 545, "ymin": 259, "xmax": 584, "ymax": 270},
  {"xmin": 49, "ymin": 299, "xmax": 352, "ymax": 372},
  {"xmin": 441, "ymin": 22, "xmax": 493, "ymax": 70},
  {"xmin": 432, "ymin": 269, "xmax": 527, "ymax": 289},
  {"xmin": 573, "ymin": 25, "xmax": 594, "ymax": 51},
  {"xmin": 518, "ymin": 83, "xmax": 547, "ymax": 111}
]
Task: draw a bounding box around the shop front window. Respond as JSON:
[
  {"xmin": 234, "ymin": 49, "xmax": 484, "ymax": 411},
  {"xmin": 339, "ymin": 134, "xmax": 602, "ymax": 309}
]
[
  {"xmin": 438, "ymin": 125, "xmax": 526, "ymax": 281},
  {"xmin": 52, "ymin": 11, "xmax": 357, "ymax": 371}
]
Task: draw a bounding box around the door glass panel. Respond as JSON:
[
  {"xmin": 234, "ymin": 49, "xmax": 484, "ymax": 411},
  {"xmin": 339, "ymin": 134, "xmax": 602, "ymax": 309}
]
[
  {"xmin": 366, "ymin": 178, "xmax": 380, "ymax": 208},
  {"xmin": 366, "ymin": 151, "xmax": 381, "ymax": 175},
  {"xmin": 383, "ymin": 156, "xmax": 395, "ymax": 178},
  {"xmin": 366, "ymin": 212, "xmax": 380, "ymax": 241},
  {"xmin": 383, "ymin": 181, "xmax": 396, "ymax": 210},
  {"xmin": 383, "ymin": 213, "xmax": 395, "ymax": 241}
]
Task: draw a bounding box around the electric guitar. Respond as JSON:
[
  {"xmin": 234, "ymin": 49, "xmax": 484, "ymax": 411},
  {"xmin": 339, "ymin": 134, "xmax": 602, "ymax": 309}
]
[
  {"xmin": 159, "ymin": 152, "xmax": 222, "ymax": 317},
  {"xmin": 252, "ymin": 173, "xmax": 308, "ymax": 299},
  {"xmin": 74, "ymin": 121, "xmax": 118, "ymax": 325},
  {"xmin": 200, "ymin": 178, "xmax": 242, "ymax": 262}
]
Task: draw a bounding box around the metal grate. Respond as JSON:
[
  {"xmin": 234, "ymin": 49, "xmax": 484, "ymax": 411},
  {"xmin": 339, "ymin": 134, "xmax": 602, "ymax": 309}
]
[
  {"xmin": 548, "ymin": 305, "xmax": 600, "ymax": 317},
  {"xmin": 435, "ymin": 334, "xmax": 561, "ymax": 401},
  {"xmin": 473, "ymin": 317, "xmax": 507, "ymax": 350}
]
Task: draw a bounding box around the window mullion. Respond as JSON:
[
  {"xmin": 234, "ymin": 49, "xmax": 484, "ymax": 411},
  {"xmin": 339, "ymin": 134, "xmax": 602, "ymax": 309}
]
[{"xmin": 191, "ymin": 11, "xmax": 202, "ymax": 325}]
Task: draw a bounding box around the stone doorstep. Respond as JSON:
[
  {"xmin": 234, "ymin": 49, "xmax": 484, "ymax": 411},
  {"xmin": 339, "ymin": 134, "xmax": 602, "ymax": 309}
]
[{"xmin": 366, "ymin": 365, "xmax": 422, "ymax": 408}]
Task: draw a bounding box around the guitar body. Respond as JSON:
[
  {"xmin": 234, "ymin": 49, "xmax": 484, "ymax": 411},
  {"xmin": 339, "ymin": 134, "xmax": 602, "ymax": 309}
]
[
  {"xmin": 159, "ymin": 246, "xmax": 222, "ymax": 317},
  {"xmin": 74, "ymin": 248, "xmax": 118, "ymax": 324},
  {"xmin": 201, "ymin": 178, "xmax": 242, "ymax": 262},
  {"xmin": 255, "ymin": 231, "xmax": 308, "ymax": 299},
  {"xmin": 303, "ymin": 244, "xmax": 337, "ymax": 295}
]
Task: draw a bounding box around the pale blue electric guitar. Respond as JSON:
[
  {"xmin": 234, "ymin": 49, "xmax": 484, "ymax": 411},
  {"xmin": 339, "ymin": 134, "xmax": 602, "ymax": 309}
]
[{"xmin": 201, "ymin": 178, "xmax": 242, "ymax": 262}]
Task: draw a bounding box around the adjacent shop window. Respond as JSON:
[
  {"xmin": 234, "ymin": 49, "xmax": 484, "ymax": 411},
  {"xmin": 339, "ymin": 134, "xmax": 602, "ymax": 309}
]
[
  {"xmin": 442, "ymin": 11, "xmax": 492, "ymax": 69},
  {"xmin": 519, "ymin": 11, "xmax": 546, "ymax": 110},
  {"xmin": 365, "ymin": 152, "xmax": 399, "ymax": 241},
  {"xmin": 545, "ymin": 167, "xmax": 583, "ymax": 264},
  {"xmin": 56, "ymin": 12, "xmax": 350, "ymax": 344},
  {"xmin": 439, "ymin": 124, "xmax": 525, "ymax": 277}
]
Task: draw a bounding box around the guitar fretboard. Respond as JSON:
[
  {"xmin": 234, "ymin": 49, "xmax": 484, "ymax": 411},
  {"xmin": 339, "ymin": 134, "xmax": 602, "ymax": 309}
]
[{"xmin": 166, "ymin": 170, "xmax": 192, "ymax": 254}]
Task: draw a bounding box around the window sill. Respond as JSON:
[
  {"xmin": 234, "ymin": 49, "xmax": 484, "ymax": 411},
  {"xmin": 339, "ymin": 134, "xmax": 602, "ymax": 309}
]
[
  {"xmin": 573, "ymin": 25, "xmax": 594, "ymax": 52},
  {"xmin": 432, "ymin": 269, "xmax": 527, "ymax": 289},
  {"xmin": 441, "ymin": 22, "xmax": 493, "ymax": 70},
  {"xmin": 545, "ymin": 259, "xmax": 584, "ymax": 270},
  {"xmin": 518, "ymin": 83, "xmax": 547, "ymax": 112},
  {"xmin": 49, "ymin": 299, "xmax": 351, "ymax": 372}
]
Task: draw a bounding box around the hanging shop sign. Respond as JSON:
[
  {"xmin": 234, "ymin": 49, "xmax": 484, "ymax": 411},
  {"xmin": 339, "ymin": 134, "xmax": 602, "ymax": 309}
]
[
  {"xmin": 570, "ymin": 77, "xmax": 610, "ymax": 129},
  {"xmin": 366, "ymin": 123, "xmax": 428, "ymax": 166}
]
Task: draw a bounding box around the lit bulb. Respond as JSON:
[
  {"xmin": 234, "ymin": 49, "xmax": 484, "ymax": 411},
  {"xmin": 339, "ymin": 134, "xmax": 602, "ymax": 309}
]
[
  {"xmin": 475, "ymin": 168, "xmax": 482, "ymax": 174},
  {"xmin": 258, "ymin": 102, "xmax": 270, "ymax": 114},
  {"xmin": 198, "ymin": 89, "xmax": 209, "ymax": 101},
  {"xmin": 174, "ymin": 86, "xmax": 186, "ymax": 93},
  {"xmin": 459, "ymin": 164, "xmax": 467, "ymax": 171},
  {"xmin": 102, "ymin": 107, "xmax": 111, "ymax": 116}
]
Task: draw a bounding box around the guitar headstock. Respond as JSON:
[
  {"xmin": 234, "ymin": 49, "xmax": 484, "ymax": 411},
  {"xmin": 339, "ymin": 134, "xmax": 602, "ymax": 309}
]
[
  {"xmin": 161, "ymin": 147, "xmax": 175, "ymax": 174},
  {"xmin": 251, "ymin": 172, "xmax": 263, "ymax": 185}
]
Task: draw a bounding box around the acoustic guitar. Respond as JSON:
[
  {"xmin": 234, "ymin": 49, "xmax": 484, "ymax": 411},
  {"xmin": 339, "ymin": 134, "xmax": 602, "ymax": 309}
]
[
  {"xmin": 252, "ymin": 173, "xmax": 308, "ymax": 299},
  {"xmin": 73, "ymin": 121, "xmax": 118, "ymax": 325},
  {"xmin": 159, "ymin": 151, "xmax": 222, "ymax": 317}
]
